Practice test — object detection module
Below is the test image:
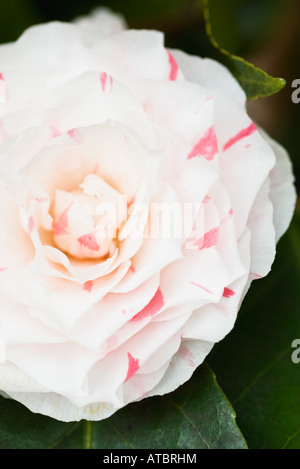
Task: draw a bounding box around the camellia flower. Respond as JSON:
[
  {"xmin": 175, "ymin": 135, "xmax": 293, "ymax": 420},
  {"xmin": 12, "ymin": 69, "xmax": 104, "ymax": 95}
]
[{"xmin": 0, "ymin": 9, "xmax": 295, "ymax": 421}]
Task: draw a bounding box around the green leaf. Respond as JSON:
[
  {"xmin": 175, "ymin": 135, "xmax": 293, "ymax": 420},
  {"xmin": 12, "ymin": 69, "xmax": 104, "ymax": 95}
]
[
  {"xmin": 208, "ymin": 213, "xmax": 300, "ymax": 449},
  {"xmin": 0, "ymin": 364, "xmax": 247, "ymax": 449},
  {"xmin": 202, "ymin": 0, "xmax": 286, "ymax": 99}
]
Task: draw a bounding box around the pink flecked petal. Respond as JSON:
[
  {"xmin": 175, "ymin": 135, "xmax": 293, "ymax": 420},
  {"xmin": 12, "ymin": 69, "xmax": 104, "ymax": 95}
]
[
  {"xmin": 99, "ymin": 72, "xmax": 113, "ymax": 93},
  {"xmin": 193, "ymin": 226, "xmax": 219, "ymax": 250},
  {"xmin": 131, "ymin": 288, "xmax": 164, "ymax": 322},
  {"xmin": 167, "ymin": 50, "xmax": 178, "ymax": 81},
  {"xmin": 35, "ymin": 197, "xmax": 48, "ymax": 203},
  {"xmin": 99, "ymin": 71, "xmax": 107, "ymax": 91},
  {"xmin": 223, "ymin": 122, "xmax": 257, "ymax": 151},
  {"xmin": 77, "ymin": 233, "xmax": 100, "ymax": 252},
  {"xmin": 260, "ymin": 128, "xmax": 296, "ymax": 243},
  {"xmin": 179, "ymin": 346, "xmax": 195, "ymax": 367},
  {"xmin": 187, "ymin": 126, "xmax": 218, "ymax": 160},
  {"xmin": 171, "ymin": 49, "xmax": 246, "ymax": 106},
  {"xmin": 249, "ymin": 272, "xmax": 262, "ymax": 280},
  {"xmin": 215, "ymin": 97, "xmax": 276, "ymax": 238},
  {"xmin": 68, "ymin": 274, "xmax": 160, "ymax": 352},
  {"xmin": 190, "ymin": 281, "xmax": 213, "ymax": 295},
  {"xmin": 160, "ymin": 248, "xmax": 228, "ymax": 310},
  {"xmin": 52, "ymin": 202, "xmax": 73, "ymax": 236},
  {"xmin": 50, "ymin": 126, "xmax": 62, "ymax": 138},
  {"xmin": 0, "ymin": 72, "xmax": 6, "ymax": 103},
  {"xmin": 83, "ymin": 280, "xmax": 93, "ymax": 293},
  {"xmin": 124, "ymin": 352, "xmax": 140, "ymax": 382},
  {"xmin": 28, "ymin": 216, "xmax": 35, "ymax": 235},
  {"xmin": 222, "ymin": 287, "xmax": 235, "ymax": 298},
  {"xmin": 67, "ymin": 128, "xmax": 83, "ymax": 144}
]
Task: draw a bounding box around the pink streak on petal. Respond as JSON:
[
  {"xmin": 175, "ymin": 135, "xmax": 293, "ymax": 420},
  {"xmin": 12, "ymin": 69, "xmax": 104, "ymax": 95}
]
[
  {"xmin": 222, "ymin": 287, "xmax": 235, "ymax": 298},
  {"xmin": 50, "ymin": 126, "xmax": 62, "ymax": 138},
  {"xmin": 121, "ymin": 309, "xmax": 127, "ymax": 314},
  {"xmin": 67, "ymin": 128, "xmax": 83, "ymax": 144},
  {"xmin": 109, "ymin": 75, "xmax": 113, "ymax": 92},
  {"xmin": 53, "ymin": 202, "xmax": 73, "ymax": 236},
  {"xmin": 36, "ymin": 197, "xmax": 48, "ymax": 203},
  {"xmin": 190, "ymin": 281, "xmax": 213, "ymax": 294},
  {"xmin": 83, "ymin": 280, "xmax": 93, "ymax": 293},
  {"xmin": 100, "ymin": 72, "xmax": 107, "ymax": 91},
  {"xmin": 187, "ymin": 126, "xmax": 218, "ymax": 161},
  {"xmin": 0, "ymin": 73, "xmax": 6, "ymax": 103},
  {"xmin": 229, "ymin": 208, "xmax": 233, "ymax": 216},
  {"xmin": 77, "ymin": 233, "xmax": 100, "ymax": 251},
  {"xmin": 28, "ymin": 216, "xmax": 35, "ymax": 235},
  {"xmin": 249, "ymin": 272, "xmax": 262, "ymax": 280},
  {"xmin": 129, "ymin": 265, "xmax": 135, "ymax": 273},
  {"xmin": 223, "ymin": 122, "xmax": 257, "ymax": 151},
  {"xmin": 131, "ymin": 288, "xmax": 164, "ymax": 321},
  {"xmin": 142, "ymin": 101, "xmax": 149, "ymax": 113},
  {"xmin": 0, "ymin": 267, "xmax": 7, "ymax": 272},
  {"xmin": 193, "ymin": 226, "xmax": 219, "ymax": 250},
  {"xmin": 203, "ymin": 227, "xmax": 219, "ymax": 248},
  {"xmin": 179, "ymin": 346, "xmax": 195, "ymax": 367},
  {"xmin": 167, "ymin": 50, "xmax": 178, "ymax": 81},
  {"xmin": 92, "ymin": 163, "xmax": 99, "ymax": 174},
  {"xmin": 100, "ymin": 72, "xmax": 113, "ymax": 93},
  {"xmin": 125, "ymin": 352, "xmax": 140, "ymax": 382}
]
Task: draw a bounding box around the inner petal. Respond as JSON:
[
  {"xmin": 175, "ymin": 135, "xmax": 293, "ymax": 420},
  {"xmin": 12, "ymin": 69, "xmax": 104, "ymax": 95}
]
[{"xmin": 52, "ymin": 173, "xmax": 127, "ymax": 259}]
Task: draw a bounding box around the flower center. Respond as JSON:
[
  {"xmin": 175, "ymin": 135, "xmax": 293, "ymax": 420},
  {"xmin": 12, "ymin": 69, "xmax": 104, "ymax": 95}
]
[{"xmin": 52, "ymin": 174, "xmax": 127, "ymax": 259}]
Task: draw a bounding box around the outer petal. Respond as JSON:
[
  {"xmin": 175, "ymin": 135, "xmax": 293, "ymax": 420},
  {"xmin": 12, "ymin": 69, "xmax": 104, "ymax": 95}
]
[
  {"xmin": 182, "ymin": 227, "xmax": 251, "ymax": 343},
  {"xmin": 260, "ymin": 129, "xmax": 296, "ymax": 242},
  {"xmin": 5, "ymin": 390, "xmax": 117, "ymax": 422},
  {"xmin": 73, "ymin": 7, "xmax": 127, "ymax": 35},
  {"xmin": 246, "ymin": 179, "xmax": 276, "ymax": 277},
  {"xmin": 213, "ymin": 91, "xmax": 276, "ymax": 238},
  {"xmin": 144, "ymin": 339, "xmax": 214, "ymax": 399},
  {"xmin": 0, "ymin": 296, "xmax": 65, "ymax": 346},
  {"xmin": 172, "ymin": 49, "xmax": 246, "ymax": 107},
  {"xmin": 0, "ymin": 181, "xmax": 34, "ymax": 305}
]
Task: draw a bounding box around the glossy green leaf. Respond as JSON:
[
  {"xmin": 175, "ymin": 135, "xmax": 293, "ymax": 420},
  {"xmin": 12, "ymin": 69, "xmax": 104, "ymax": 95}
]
[
  {"xmin": 208, "ymin": 213, "xmax": 300, "ymax": 449},
  {"xmin": 0, "ymin": 363, "xmax": 247, "ymax": 449},
  {"xmin": 202, "ymin": 0, "xmax": 286, "ymax": 99}
]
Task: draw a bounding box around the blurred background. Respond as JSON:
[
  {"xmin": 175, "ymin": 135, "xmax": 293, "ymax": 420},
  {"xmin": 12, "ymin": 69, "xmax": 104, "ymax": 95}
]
[{"xmin": 0, "ymin": 0, "xmax": 299, "ymax": 449}]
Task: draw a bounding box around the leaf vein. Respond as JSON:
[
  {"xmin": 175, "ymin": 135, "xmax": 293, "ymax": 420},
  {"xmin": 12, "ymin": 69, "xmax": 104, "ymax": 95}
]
[
  {"xmin": 281, "ymin": 428, "xmax": 300, "ymax": 449},
  {"xmin": 167, "ymin": 399, "xmax": 211, "ymax": 449},
  {"xmin": 47, "ymin": 422, "xmax": 80, "ymax": 449},
  {"xmin": 232, "ymin": 346, "xmax": 290, "ymax": 404},
  {"xmin": 107, "ymin": 420, "xmax": 135, "ymax": 449}
]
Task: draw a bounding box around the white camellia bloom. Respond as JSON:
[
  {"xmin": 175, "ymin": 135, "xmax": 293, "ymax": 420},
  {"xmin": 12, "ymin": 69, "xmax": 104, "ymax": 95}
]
[{"xmin": 0, "ymin": 9, "xmax": 296, "ymax": 421}]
